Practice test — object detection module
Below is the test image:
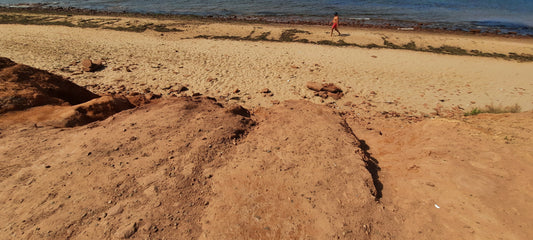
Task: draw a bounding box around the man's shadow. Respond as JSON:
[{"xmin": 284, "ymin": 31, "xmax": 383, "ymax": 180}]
[{"xmin": 326, "ymin": 32, "xmax": 351, "ymax": 37}]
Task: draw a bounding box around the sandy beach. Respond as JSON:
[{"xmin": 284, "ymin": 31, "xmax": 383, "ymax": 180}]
[
  {"xmin": 1, "ymin": 10, "xmax": 533, "ymax": 239},
  {"xmin": 1, "ymin": 11, "xmax": 532, "ymax": 115}
]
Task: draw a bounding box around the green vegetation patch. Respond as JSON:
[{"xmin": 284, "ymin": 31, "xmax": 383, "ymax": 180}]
[{"xmin": 465, "ymin": 104, "xmax": 521, "ymax": 116}]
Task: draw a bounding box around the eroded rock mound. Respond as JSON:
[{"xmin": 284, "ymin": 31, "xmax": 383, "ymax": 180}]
[
  {"xmin": 0, "ymin": 57, "xmax": 99, "ymax": 114},
  {"xmin": 0, "ymin": 96, "xmax": 256, "ymax": 239},
  {"xmin": 0, "ymin": 95, "xmax": 135, "ymax": 128},
  {"xmin": 61, "ymin": 95, "xmax": 135, "ymax": 127},
  {"xmin": 0, "ymin": 98, "xmax": 389, "ymax": 239},
  {"xmin": 202, "ymin": 100, "xmax": 380, "ymax": 239},
  {"xmin": 0, "ymin": 58, "xmax": 137, "ymax": 127}
]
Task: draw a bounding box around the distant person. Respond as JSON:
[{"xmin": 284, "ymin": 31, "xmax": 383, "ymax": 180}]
[{"xmin": 331, "ymin": 12, "xmax": 341, "ymax": 36}]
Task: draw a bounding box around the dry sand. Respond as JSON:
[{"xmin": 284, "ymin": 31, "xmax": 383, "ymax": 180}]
[
  {"xmin": 1, "ymin": 12, "xmax": 532, "ymax": 115},
  {"xmin": 1, "ymin": 12, "xmax": 533, "ymax": 239}
]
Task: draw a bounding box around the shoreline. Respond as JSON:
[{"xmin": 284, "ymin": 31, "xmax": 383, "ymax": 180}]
[
  {"xmin": 1, "ymin": 9, "xmax": 532, "ymax": 116},
  {"xmin": 1, "ymin": 7, "xmax": 533, "ymax": 63},
  {"xmin": 2, "ymin": 5, "xmax": 533, "ymax": 38}
]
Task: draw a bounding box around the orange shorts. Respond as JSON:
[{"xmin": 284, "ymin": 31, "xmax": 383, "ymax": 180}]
[{"xmin": 332, "ymin": 23, "xmax": 338, "ymax": 29}]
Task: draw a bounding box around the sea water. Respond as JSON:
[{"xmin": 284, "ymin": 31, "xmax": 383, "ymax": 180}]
[{"xmin": 1, "ymin": 0, "xmax": 532, "ymax": 35}]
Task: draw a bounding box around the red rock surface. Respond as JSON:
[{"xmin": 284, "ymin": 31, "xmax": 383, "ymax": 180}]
[
  {"xmin": 1, "ymin": 60, "xmax": 532, "ymax": 239},
  {"xmin": 0, "ymin": 57, "xmax": 99, "ymax": 114}
]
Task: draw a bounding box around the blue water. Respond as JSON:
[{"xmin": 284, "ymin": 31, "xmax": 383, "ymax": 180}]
[{"xmin": 1, "ymin": 0, "xmax": 532, "ymax": 35}]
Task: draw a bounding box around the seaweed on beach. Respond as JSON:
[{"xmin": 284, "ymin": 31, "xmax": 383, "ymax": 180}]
[
  {"xmin": 363, "ymin": 43, "xmax": 382, "ymax": 49},
  {"xmin": 464, "ymin": 104, "xmax": 521, "ymax": 116},
  {"xmin": 280, "ymin": 29, "xmax": 310, "ymax": 42},
  {"xmin": 469, "ymin": 50, "xmax": 506, "ymax": 58},
  {"xmin": 427, "ymin": 45, "xmax": 468, "ymax": 55},
  {"xmin": 244, "ymin": 29, "xmax": 256, "ymax": 40},
  {"xmin": 194, "ymin": 35, "xmax": 242, "ymax": 40},
  {"xmin": 383, "ymin": 38, "xmax": 402, "ymax": 49},
  {"xmin": 103, "ymin": 24, "xmax": 149, "ymax": 32},
  {"xmin": 241, "ymin": 27, "xmax": 272, "ymax": 41},
  {"xmin": 403, "ymin": 41, "xmax": 417, "ymax": 50},
  {"xmin": 0, "ymin": 13, "xmax": 183, "ymax": 33},
  {"xmin": 153, "ymin": 24, "xmax": 184, "ymax": 32},
  {"xmin": 194, "ymin": 35, "xmax": 210, "ymax": 39},
  {"xmin": 211, "ymin": 35, "xmax": 243, "ymax": 40},
  {"xmin": 506, "ymin": 52, "xmax": 533, "ymax": 62},
  {"xmin": 254, "ymin": 32, "xmax": 271, "ymax": 41},
  {"xmin": 316, "ymin": 40, "xmax": 337, "ymax": 45},
  {"xmin": 334, "ymin": 40, "xmax": 351, "ymax": 46},
  {"xmin": 0, "ymin": 14, "xmax": 75, "ymax": 27},
  {"xmin": 382, "ymin": 38, "xmax": 416, "ymax": 50},
  {"xmin": 2, "ymin": 10, "xmax": 532, "ymax": 62},
  {"xmin": 77, "ymin": 19, "xmax": 103, "ymax": 28},
  {"xmin": 378, "ymin": 38, "xmax": 533, "ymax": 62},
  {"xmin": 244, "ymin": 28, "xmax": 272, "ymax": 41}
]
